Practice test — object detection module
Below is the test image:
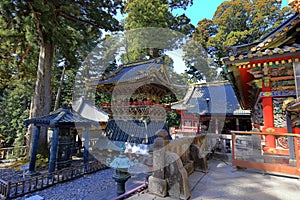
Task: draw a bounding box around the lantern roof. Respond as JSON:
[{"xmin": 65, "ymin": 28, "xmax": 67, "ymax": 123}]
[
  {"xmin": 25, "ymin": 102, "xmax": 98, "ymax": 128},
  {"xmin": 72, "ymin": 97, "xmax": 109, "ymax": 122}
]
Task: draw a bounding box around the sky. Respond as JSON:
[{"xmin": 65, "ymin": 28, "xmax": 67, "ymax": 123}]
[
  {"xmin": 168, "ymin": 0, "xmax": 228, "ymax": 73},
  {"xmin": 173, "ymin": 0, "xmax": 289, "ymax": 26},
  {"xmin": 168, "ymin": 0, "xmax": 289, "ymax": 73},
  {"xmin": 115, "ymin": 1, "xmax": 290, "ymax": 74},
  {"xmin": 173, "ymin": 0, "xmax": 228, "ymax": 26}
]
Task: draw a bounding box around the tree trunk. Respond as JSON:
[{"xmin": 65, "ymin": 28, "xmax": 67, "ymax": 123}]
[
  {"xmin": 54, "ymin": 65, "xmax": 66, "ymax": 111},
  {"xmin": 30, "ymin": 38, "xmax": 54, "ymax": 156}
]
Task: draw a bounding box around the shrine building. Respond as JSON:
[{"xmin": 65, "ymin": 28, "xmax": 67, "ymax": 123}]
[
  {"xmin": 171, "ymin": 81, "xmax": 251, "ymax": 136},
  {"xmin": 86, "ymin": 57, "xmax": 182, "ymax": 150},
  {"xmin": 222, "ymin": 9, "xmax": 300, "ymax": 155}
]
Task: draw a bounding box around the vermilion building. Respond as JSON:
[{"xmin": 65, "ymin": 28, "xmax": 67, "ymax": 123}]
[
  {"xmin": 223, "ymin": 10, "xmax": 300, "ymax": 156},
  {"xmin": 171, "ymin": 81, "xmax": 251, "ymax": 136}
]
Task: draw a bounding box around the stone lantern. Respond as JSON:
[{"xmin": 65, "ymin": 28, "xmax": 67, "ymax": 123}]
[
  {"xmin": 25, "ymin": 102, "xmax": 98, "ymax": 174},
  {"xmin": 106, "ymin": 152, "xmax": 135, "ymax": 196}
]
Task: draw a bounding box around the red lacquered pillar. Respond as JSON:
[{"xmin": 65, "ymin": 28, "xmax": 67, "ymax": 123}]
[{"xmin": 262, "ymin": 77, "xmax": 276, "ymax": 148}]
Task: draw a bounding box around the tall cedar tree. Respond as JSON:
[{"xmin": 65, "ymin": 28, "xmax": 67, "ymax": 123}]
[
  {"xmin": 0, "ymin": 1, "xmax": 122, "ymax": 155},
  {"xmin": 122, "ymin": 0, "xmax": 194, "ymax": 127},
  {"xmin": 122, "ymin": 0, "xmax": 194, "ymax": 62}
]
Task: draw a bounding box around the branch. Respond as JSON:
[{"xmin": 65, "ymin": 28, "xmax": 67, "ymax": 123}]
[
  {"xmin": 18, "ymin": 44, "xmax": 31, "ymax": 66},
  {"xmin": 26, "ymin": 0, "xmax": 44, "ymax": 39},
  {"xmin": 59, "ymin": 12, "xmax": 98, "ymax": 27}
]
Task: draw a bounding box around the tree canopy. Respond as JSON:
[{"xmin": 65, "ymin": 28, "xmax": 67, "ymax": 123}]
[
  {"xmin": 0, "ymin": 1, "xmax": 122, "ymax": 151},
  {"xmin": 184, "ymin": 0, "xmax": 292, "ymax": 81},
  {"xmin": 122, "ymin": 0, "xmax": 194, "ymax": 62}
]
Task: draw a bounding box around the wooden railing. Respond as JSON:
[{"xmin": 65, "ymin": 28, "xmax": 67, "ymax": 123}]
[
  {"xmin": 231, "ymin": 131, "xmax": 300, "ymax": 177},
  {"xmin": 167, "ymin": 133, "xmax": 219, "ymax": 161},
  {"xmin": 167, "ymin": 137, "xmax": 194, "ymax": 164},
  {"xmin": 0, "ymin": 161, "xmax": 107, "ymax": 199},
  {"xmin": 164, "ymin": 133, "xmax": 218, "ymax": 175},
  {"xmin": 0, "ymin": 146, "xmax": 28, "ymax": 160}
]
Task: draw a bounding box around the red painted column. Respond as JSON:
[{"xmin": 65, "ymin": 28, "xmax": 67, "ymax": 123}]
[
  {"xmin": 262, "ymin": 96, "xmax": 276, "ymax": 148},
  {"xmin": 262, "ymin": 76, "xmax": 276, "ymax": 148}
]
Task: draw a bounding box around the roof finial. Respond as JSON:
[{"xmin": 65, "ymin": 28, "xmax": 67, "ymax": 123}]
[{"xmin": 62, "ymin": 101, "xmax": 70, "ymax": 109}]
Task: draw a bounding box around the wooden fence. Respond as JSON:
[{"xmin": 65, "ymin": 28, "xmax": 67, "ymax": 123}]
[
  {"xmin": 0, "ymin": 137, "xmax": 99, "ymax": 161},
  {"xmin": 0, "ymin": 146, "xmax": 28, "ymax": 160},
  {"xmin": 0, "ymin": 161, "xmax": 107, "ymax": 199},
  {"xmin": 231, "ymin": 131, "xmax": 300, "ymax": 177}
]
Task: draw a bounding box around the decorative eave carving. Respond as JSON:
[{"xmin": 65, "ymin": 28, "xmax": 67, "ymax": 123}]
[{"xmin": 289, "ymin": 0, "xmax": 300, "ymax": 13}]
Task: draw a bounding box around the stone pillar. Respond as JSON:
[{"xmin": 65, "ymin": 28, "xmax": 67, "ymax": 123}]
[
  {"xmin": 148, "ymin": 130, "xmax": 169, "ymax": 197},
  {"xmin": 29, "ymin": 126, "xmax": 40, "ymax": 174},
  {"xmin": 48, "ymin": 127, "xmax": 59, "ymax": 173},
  {"xmin": 165, "ymin": 152, "xmax": 190, "ymax": 200},
  {"xmin": 189, "ymin": 144, "xmax": 208, "ymax": 173},
  {"xmin": 215, "ymin": 119, "xmax": 219, "ymax": 134},
  {"xmin": 236, "ymin": 118, "xmax": 240, "ymax": 131},
  {"xmin": 286, "ymin": 112, "xmax": 296, "ymax": 161},
  {"xmin": 84, "ymin": 127, "xmax": 90, "ymax": 165}
]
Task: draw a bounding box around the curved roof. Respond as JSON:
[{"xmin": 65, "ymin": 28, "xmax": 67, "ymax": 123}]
[
  {"xmin": 25, "ymin": 103, "xmax": 98, "ymax": 128},
  {"xmin": 72, "ymin": 97, "xmax": 109, "ymax": 122},
  {"xmin": 223, "ymin": 13, "xmax": 300, "ymax": 109},
  {"xmin": 172, "ymin": 81, "xmax": 250, "ymax": 116},
  {"xmin": 86, "ymin": 57, "xmax": 185, "ymax": 95},
  {"xmin": 93, "ymin": 58, "xmax": 164, "ymax": 85},
  {"xmin": 223, "ymin": 13, "xmax": 300, "ymax": 65},
  {"xmin": 104, "ymin": 119, "xmax": 171, "ymax": 145}
]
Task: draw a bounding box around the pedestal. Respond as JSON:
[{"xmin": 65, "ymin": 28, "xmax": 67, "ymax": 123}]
[{"xmin": 112, "ymin": 170, "xmax": 131, "ymax": 196}]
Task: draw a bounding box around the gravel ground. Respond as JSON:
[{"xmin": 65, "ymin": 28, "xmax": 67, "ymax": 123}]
[
  {"xmin": 15, "ymin": 168, "xmax": 116, "ymax": 200},
  {"xmin": 1, "ymin": 157, "xmax": 149, "ymax": 199},
  {"xmin": 0, "ymin": 168, "xmax": 24, "ymax": 183}
]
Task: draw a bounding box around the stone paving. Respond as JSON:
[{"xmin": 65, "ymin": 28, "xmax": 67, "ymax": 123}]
[
  {"xmin": 17, "ymin": 155, "xmax": 300, "ymax": 200},
  {"xmin": 130, "ymin": 156, "xmax": 300, "ymax": 200}
]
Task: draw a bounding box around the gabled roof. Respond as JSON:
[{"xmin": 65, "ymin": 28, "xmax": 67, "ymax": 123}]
[
  {"xmin": 172, "ymin": 81, "xmax": 250, "ymax": 116},
  {"xmin": 86, "ymin": 57, "xmax": 185, "ymax": 96},
  {"xmin": 223, "ymin": 13, "xmax": 300, "ymax": 65},
  {"xmin": 94, "ymin": 58, "xmax": 165, "ymax": 84},
  {"xmin": 72, "ymin": 97, "xmax": 109, "ymax": 122},
  {"xmin": 25, "ymin": 103, "xmax": 98, "ymax": 128}
]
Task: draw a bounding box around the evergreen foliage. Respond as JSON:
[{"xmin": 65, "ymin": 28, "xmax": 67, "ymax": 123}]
[
  {"xmin": 0, "ymin": 83, "xmax": 32, "ymax": 147},
  {"xmin": 0, "ymin": 1, "xmax": 122, "ymax": 153},
  {"xmin": 122, "ymin": 0, "xmax": 194, "ymax": 62},
  {"xmin": 184, "ymin": 0, "xmax": 292, "ymax": 81}
]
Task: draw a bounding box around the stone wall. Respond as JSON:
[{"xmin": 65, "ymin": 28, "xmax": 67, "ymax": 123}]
[{"xmin": 148, "ymin": 131, "xmax": 210, "ymax": 199}]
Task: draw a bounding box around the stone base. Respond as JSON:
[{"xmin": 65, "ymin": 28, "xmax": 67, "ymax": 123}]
[
  {"xmin": 148, "ymin": 176, "xmax": 168, "ymax": 197},
  {"xmin": 289, "ymin": 159, "xmax": 297, "ymax": 167},
  {"xmin": 184, "ymin": 160, "xmax": 194, "ymax": 175},
  {"xmin": 27, "ymin": 171, "xmax": 41, "ymax": 176}
]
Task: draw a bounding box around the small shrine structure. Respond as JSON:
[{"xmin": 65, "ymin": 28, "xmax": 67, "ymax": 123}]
[
  {"xmin": 87, "ymin": 57, "xmax": 180, "ymax": 150},
  {"xmin": 25, "ymin": 103, "xmax": 98, "ymax": 174},
  {"xmin": 223, "ymin": 10, "xmax": 300, "ymax": 155},
  {"xmin": 171, "ymin": 81, "xmax": 251, "ymax": 135}
]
